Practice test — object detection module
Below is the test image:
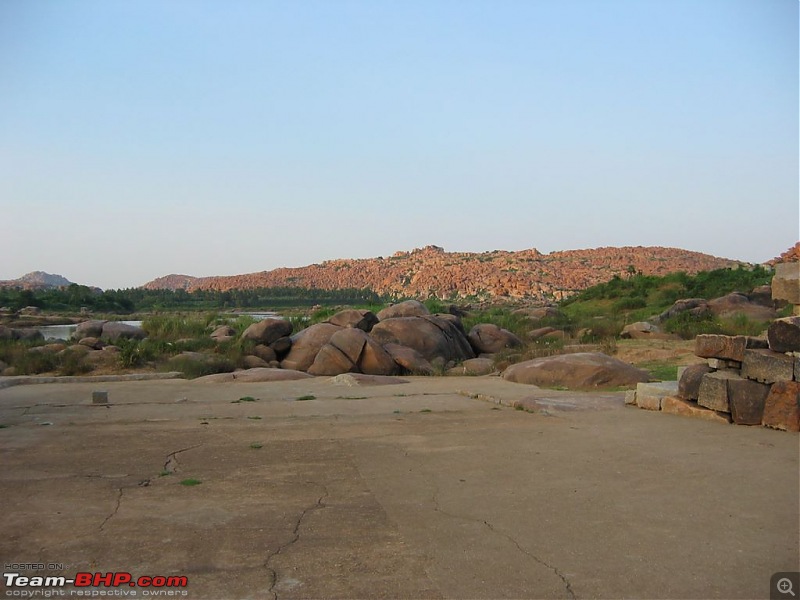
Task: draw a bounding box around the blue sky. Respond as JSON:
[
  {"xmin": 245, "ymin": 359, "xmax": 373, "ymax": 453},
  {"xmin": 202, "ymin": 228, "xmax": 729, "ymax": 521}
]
[{"xmin": 1, "ymin": 0, "xmax": 797, "ymax": 289}]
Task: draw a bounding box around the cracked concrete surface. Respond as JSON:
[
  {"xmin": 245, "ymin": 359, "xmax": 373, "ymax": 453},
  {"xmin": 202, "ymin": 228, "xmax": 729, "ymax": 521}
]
[{"xmin": 1, "ymin": 376, "xmax": 798, "ymax": 599}]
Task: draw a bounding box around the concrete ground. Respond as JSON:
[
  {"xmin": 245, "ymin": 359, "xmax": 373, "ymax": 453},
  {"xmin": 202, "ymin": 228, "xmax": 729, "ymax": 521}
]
[{"xmin": 1, "ymin": 375, "xmax": 798, "ymax": 600}]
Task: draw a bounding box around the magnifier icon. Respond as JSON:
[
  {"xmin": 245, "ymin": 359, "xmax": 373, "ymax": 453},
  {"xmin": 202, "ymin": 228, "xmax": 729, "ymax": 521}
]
[{"xmin": 778, "ymin": 578, "xmax": 796, "ymax": 597}]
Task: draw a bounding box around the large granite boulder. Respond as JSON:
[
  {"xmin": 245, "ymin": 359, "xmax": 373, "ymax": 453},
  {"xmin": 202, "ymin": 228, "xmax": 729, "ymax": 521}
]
[
  {"xmin": 72, "ymin": 320, "xmax": 108, "ymax": 340},
  {"xmin": 101, "ymin": 322, "xmax": 146, "ymax": 341},
  {"xmin": 326, "ymin": 309, "xmax": 379, "ymax": 332},
  {"xmin": 383, "ymin": 343, "xmax": 435, "ymax": 375},
  {"xmin": 376, "ymin": 300, "xmax": 430, "ymax": 320},
  {"xmin": 657, "ymin": 299, "xmax": 709, "ymax": 322},
  {"xmin": 241, "ymin": 318, "xmax": 293, "ymax": 345},
  {"xmin": 709, "ymin": 293, "xmax": 776, "ymax": 321},
  {"xmin": 468, "ymin": 323, "xmax": 523, "ymax": 354},
  {"xmin": 308, "ymin": 328, "xmax": 398, "ymax": 376},
  {"xmin": 370, "ymin": 315, "xmax": 475, "ymax": 365},
  {"xmin": 280, "ymin": 323, "xmax": 342, "ymax": 372},
  {"xmin": 502, "ymin": 352, "xmax": 649, "ymax": 389}
]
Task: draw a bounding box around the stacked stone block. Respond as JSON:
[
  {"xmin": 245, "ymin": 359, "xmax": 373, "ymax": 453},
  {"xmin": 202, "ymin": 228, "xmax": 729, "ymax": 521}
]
[{"xmin": 631, "ymin": 321, "xmax": 799, "ymax": 431}]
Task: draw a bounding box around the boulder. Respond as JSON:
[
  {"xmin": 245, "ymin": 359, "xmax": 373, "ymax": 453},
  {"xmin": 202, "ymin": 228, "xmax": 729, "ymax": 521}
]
[
  {"xmin": 524, "ymin": 306, "xmax": 562, "ymax": 321},
  {"xmin": 529, "ymin": 327, "xmax": 557, "ymax": 340},
  {"xmin": 502, "ymin": 352, "xmax": 649, "ymax": 389},
  {"xmin": 15, "ymin": 329, "xmax": 43, "ymax": 342},
  {"xmin": 78, "ymin": 337, "xmax": 104, "ymax": 350},
  {"xmin": 58, "ymin": 344, "xmax": 91, "ymax": 358},
  {"xmin": 326, "ymin": 309, "xmax": 379, "ymax": 332},
  {"xmin": 101, "ymin": 322, "xmax": 146, "ymax": 342},
  {"xmin": 280, "ymin": 323, "xmax": 342, "ymax": 372},
  {"xmin": 241, "ymin": 318, "xmax": 293, "ymax": 345},
  {"xmin": 468, "ymin": 323, "xmax": 522, "ymax": 354},
  {"xmin": 0, "ymin": 325, "xmax": 16, "ymax": 340},
  {"xmin": 242, "ymin": 355, "xmax": 270, "ymax": 369},
  {"xmin": 72, "ymin": 320, "xmax": 107, "ymax": 340},
  {"xmin": 447, "ymin": 357, "xmax": 496, "ymax": 376},
  {"xmin": 657, "ymin": 299, "xmax": 709, "ymax": 322},
  {"xmin": 270, "ymin": 336, "xmax": 293, "ymax": 358},
  {"xmin": 251, "ymin": 344, "xmax": 277, "ymax": 363},
  {"xmin": 748, "ymin": 285, "xmax": 775, "ymax": 308},
  {"xmin": 708, "ymin": 292, "xmax": 776, "ymax": 321},
  {"xmin": 767, "ymin": 316, "xmax": 800, "ymax": 353},
  {"xmin": 210, "ymin": 325, "xmax": 235, "ymax": 340},
  {"xmin": 383, "ymin": 343, "xmax": 435, "ymax": 375},
  {"xmin": 619, "ymin": 322, "xmax": 678, "ymax": 340},
  {"xmin": 370, "ymin": 315, "xmax": 475, "ymax": 365},
  {"xmin": 376, "ymin": 300, "xmax": 430, "ymax": 320},
  {"xmin": 29, "ymin": 343, "xmax": 66, "ymax": 354},
  {"xmin": 308, "ymin": 328, "xmax": 398, "ymax": 376}
]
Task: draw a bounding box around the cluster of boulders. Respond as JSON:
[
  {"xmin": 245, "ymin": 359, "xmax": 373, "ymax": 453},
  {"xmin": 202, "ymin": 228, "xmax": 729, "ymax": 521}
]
[{"xmin": 195, "ymin": 300, "xmax": 524, "ymax": 378}]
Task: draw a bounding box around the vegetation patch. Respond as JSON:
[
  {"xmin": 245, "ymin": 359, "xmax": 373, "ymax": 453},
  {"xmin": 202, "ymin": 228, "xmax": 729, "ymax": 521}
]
[{"xmin": 179, "ymin": 478, "xmax": 202, "ymax": 486}]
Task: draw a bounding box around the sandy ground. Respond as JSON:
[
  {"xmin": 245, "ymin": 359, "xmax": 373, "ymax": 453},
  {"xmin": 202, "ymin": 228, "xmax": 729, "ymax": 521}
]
[{"xmin": 1, "ymin": 375, "xmax": 797, "ymax": 600}]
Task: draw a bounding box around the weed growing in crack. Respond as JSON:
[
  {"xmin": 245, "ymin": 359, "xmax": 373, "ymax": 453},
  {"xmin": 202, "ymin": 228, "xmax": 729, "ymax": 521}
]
[
  {"xmin": 247, "ymin": 416, "xmax": 262, "ymax": 420},
  {"xmin": 296, "ymin": 394, "xmax": 316, "ymax": 401},
  {"xmin": 420, "ymin": 408, "xmax": 432, "ymax": 413},
  {"xmin": 179, "ymin": 478, "xmax": 202, "ymax": 486},
  {"xmin": 159, "ymin": 470, "xmax": 171, "ymax": 477},
  {"xmin": 239, "ymin": 396, "xmax": 257, "ymax": 402},
  {"xmin": 250, "ymin": 443, "xmax": 263, "ymax": 449}
]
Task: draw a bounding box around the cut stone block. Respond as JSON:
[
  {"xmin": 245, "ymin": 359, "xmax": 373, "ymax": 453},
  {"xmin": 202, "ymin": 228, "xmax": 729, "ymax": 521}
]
[
  {"xmin": 707, "ymin": 358, "xmax": 741, "ymax": 370},
  {"xmin": 741, "ymin": 349, "xmax": 794, "ymax": 384},
  {"xmin": 772, "ymin": 262, "xmax": 800, "ymax": 304},
  {"xmin": 661, "ymin": 396, "xmax": 732, "ymax": 424},
  {"xmin": 678, "ymin": 364, "xmax": 713, "ymax": 401},
  {"xmin": 695, "ymin": 335, "xmax": 747, "ymax": 361},
  {"xmin": 767, "ymin": 317, "xmax": 800, "ymax": 353},
  {"xmin": 698, "ymin": 371, "xmax": 741, "ymax": 413},
  {"xmin": 635, "ymin": 381, "xmax": 678, "ymax": 411},
  {"xmin": 728, "ymin": 379, "xmax": 770, "ymax": 425},
  {"xmin": 762, "ymin": 381, "xmax": 800, "ymax": 432},
  {"xmin": 624, "ymin": 390, "xmax": 637, "ymax": 406}
]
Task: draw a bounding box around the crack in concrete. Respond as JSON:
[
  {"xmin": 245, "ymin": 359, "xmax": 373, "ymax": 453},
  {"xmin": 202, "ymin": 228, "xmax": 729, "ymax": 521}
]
[
  {"xmin": 265, "ymin": 482, "xmax": 329, "ymax": 600},
  {"xmin": 428, "ymin": 471, "xmax": 576, "ymax": 599},
  {"xmin": 99, "ymin": 488, "xmax": 124, "ymax": 531},
  {"xmin": 163, "ymin": 444, "xmax": 203, "ymax": 474}
]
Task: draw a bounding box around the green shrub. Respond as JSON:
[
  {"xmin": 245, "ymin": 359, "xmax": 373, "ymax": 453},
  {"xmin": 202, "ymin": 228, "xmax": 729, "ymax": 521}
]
[{"xmin": 167, "ymin": 355, "xmax": 235, "ymax": 379}]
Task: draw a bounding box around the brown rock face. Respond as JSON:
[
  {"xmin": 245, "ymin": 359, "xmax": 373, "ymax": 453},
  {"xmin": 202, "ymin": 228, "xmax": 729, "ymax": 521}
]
[
  {"xmin": 467, "ymin": 323, "xmax": 522, "ymax": 354},
  {"xmin": 708, "ymin": 293, "xmax": 776, "ymax": 320},
  {"xmin": 370, "ymin": 316, "xmax": 475, "ymax": 365},
  {"xmin": 728, "ymin": 379, "xmax": 771, "ymax": 425},
  {"xmin": 660, "ymin": 397, "xmax": 731, "ymax": 424},
  {"xmin": 308, "ymin": 328, "xmax": 398, "ymax": 376},
  {"xmin": 141, "ymin": 245, "xmax": 738, "ymax": 301},
  {"xmin": 382, "ymin": 343, "xmax": 435, "ymax": 375},
  {"xmin": 501, "ymin": 352, "xmax": 649, "ymax": 389},
  {"xmin": 376, "ymin": 300, "xmax": 430, "ymax": 320},
  {"xmin": 761, "ymin": 381, "xmax": 800, "ymax": 432},
  {"xmin": 280, "ymin": 323, "xmax": 342, "ymax": 372},
  {"xmin": 695, "ymin": 335, "xmax": 747, "ymax": 362},
  {"xmin": 326, "ymin": 309, "xmax": 379, "ymax": 332},
  {"xmin": 241, "ymin": 319, "xmax": 293, "ymax": 345}
]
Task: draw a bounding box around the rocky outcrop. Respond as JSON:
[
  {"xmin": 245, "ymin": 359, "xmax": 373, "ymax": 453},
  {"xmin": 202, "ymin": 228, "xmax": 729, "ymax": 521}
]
[
  {"xmin": 241, "ymin": 318, "xmax": 293, "ymax": 345},
  {"xmin": 502, "ymin": 353, "xmax": 649, "ymax": 389},
  {"xmin": 708, "ymin": 293, "xmax": 776, "ymax": 321},
  {"xmin": 308, "ymin": 328, "xmax": 398, "ymax": 376},
  {"xmin": 467, "ymin": 323, "xmax": 522, "ymax": 354},
  {"xmin": 101, "ymin": 322, "xmax": 146, "ymax": 342},
  {"xmin": 141, "ymin": 245, "xmax": 739, "ymax": 301},
  {"xmin": 326, "ymin": 309, "xmax": 379, "ymax": 332},
  {"xmin": 280, "ymin": 323, "xmax": 342, "ymax": 372},
  {"xmin": 370, "ymin": 315, "xmax": 475, "ymax": 365}
]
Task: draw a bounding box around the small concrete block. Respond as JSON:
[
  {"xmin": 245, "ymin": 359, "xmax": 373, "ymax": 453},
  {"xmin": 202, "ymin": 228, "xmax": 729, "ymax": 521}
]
[
  {"xmin": 767, "ymin": 316, "xmax": 800, "ymax": 353},
  {"xmin": 624, "ymin": 390, "xmax": 637, "ymax": 406},
  {"xmin": 741, "ymin": 349, "xmax": 794, "ymax": 384},
  {"xmin": 698, "ymin": 371, "xmax": 740, "ymax": 413},
  {"xmin": 678, "ymin": 364, "xmax": 713, "ymax": 401},
  {"xmin": 728, "ymin": 379, "xmax": 770, "ymax": 425},
  {"xmin": 92, "ymin": 391, "xmax": 108, "ymax": 404},
  {"xmin": 695, "ymin": 335, "xmax": 746, "ymax": 361},
  {"xmin": 762, "ymin": 381, "xmax": 800, "ymax": 432},
  {"xmin": 661, "ymin": 396, "xmax": 732, "ymax": 424}
]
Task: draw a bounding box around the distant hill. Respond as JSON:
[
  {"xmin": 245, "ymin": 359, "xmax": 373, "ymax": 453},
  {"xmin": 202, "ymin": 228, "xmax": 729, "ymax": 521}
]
[
  {"xmin": 0, "ymin": 271, "xmax": 75, "ymax": 290},
  {"xmin": 142, "ymin": 245, "xmax": 742, "ymax": 301}
]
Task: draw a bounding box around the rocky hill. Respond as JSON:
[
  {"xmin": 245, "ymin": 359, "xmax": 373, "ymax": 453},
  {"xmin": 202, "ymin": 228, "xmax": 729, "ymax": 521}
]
[
  {"xmin": 0, "ymin": 271, "xmax": 74, "ymax": 290},
  {"xmin": 143, "ymin": 245, "xmax": 742, "ymax": 301}
]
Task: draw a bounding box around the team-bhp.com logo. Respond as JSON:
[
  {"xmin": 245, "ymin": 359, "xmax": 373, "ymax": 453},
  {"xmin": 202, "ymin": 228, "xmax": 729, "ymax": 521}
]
[{"xmin": 4, "ymin": 572, "xmax": 188, "ymax": 596}]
